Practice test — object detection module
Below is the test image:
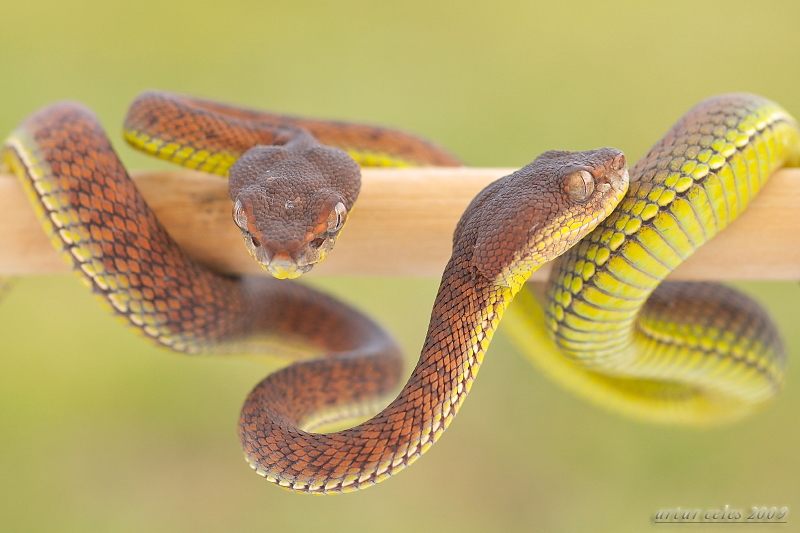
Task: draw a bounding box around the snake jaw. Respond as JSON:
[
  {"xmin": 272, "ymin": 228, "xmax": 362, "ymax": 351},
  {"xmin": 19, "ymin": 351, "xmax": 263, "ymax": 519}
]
[
  {"xmin": 242, "ymin": 202, "xmax": 347, "ymax": 280},
  {"xmin": 239, "ymin": 227, "xmax": 336, "ymax": 279},
  {"xmin": 263, "ymin": 252, "xmax": 311, "ymax": 280},
  {"xmin": 239, "ymin": 233, "xmax": 308, "ymax": 279}
]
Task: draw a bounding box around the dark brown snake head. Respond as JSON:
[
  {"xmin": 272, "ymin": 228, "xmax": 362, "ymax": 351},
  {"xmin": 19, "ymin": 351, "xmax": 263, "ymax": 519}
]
[
  {"xmin": 228, "ymin": 143, "xmax": 361, "ymax": 279},
  {"xmin": 454, "ymin": 147, "xmax": 628, "ymax": 289}
]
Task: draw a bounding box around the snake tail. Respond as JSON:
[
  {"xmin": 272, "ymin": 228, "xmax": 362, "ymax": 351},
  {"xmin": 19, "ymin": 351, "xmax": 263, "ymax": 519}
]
[{"xmin": 506, "ymin": 93, "xmax": 800, "ymax": 425}]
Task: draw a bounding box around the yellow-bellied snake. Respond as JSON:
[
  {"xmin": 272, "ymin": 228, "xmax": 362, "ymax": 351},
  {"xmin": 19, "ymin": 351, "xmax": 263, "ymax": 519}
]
[{"xmin": 2, "ymin": 91, "xmax": 795, "ymax": 493}]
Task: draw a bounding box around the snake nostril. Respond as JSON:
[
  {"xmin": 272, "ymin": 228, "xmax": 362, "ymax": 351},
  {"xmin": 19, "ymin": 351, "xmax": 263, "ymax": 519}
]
[
  {"xmin": 250, "ymin": 234, "xmax": 260, "ymax": 248},
  {"xmin": 309, "ymin": 237, "xmax": 326, "ymax": 249}
]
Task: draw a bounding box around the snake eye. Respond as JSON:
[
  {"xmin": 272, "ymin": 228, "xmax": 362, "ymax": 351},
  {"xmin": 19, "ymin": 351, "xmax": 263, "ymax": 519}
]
[
  {"xmin": 327, "ymin": 201, "xmax": 347, "ymax": 232},
  {"xmin": 567, "ymin": 170, "xmax": 594, "ymax": 202},
  {"xmin": 233, "ymin": 199, "xmax": 249, "ymax": 230}
]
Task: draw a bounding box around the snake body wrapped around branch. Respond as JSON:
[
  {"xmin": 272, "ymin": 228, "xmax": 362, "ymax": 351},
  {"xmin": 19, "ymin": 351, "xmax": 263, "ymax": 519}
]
[
  {"xmin": 1, "ymin": 94, "xmax": 627, "ymax": 492},
  {"xmin": 2, "ymin": 91, "xmax": 797, "ymax": 493},
  {"xmin": 506, "ymin": 94, "xmax": 800, "ymax": 424}
]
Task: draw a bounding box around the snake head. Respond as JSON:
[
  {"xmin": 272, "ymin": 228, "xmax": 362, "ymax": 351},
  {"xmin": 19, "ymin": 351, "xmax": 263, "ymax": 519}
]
[
  {"xmin": 457, "ymin": 147, "xmax": 628, "ymax": 289},
  {"xmin": 229, "ymin": 144, "xmax": 360, "ymax": 279}
]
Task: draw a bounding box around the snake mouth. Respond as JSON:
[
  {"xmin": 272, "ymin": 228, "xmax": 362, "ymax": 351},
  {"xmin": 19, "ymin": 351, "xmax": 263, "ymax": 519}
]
[
  {"xmin": 262, "ymin": 252, "xmax": 315, "ymax": 280},
  {"xmin": 238, "ymin": 223, "xmax": 341, "ymax": 279},
  {"xmin": 237, "ymin": 228, "xmax": 317, "ymax": 279}
]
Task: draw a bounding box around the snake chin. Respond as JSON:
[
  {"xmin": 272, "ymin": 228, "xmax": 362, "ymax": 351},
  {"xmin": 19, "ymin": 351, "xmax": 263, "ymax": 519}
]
[
  {"xmin": 240, "ymin": 228, "xmax": 336, "ymax": 279},
  {"xmin": 263, "ymin": 259, "xmax": 314, "ymax": 280}
]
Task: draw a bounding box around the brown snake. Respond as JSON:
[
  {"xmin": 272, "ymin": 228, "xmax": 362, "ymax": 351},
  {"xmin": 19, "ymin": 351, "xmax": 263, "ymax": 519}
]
[
  {"xmin": 2, "ymin": 92, "xmax": 628, "ymax": 493},
  {"xmin": 123, "ymin": 91, "xmax": 460, "ymax": 279}
]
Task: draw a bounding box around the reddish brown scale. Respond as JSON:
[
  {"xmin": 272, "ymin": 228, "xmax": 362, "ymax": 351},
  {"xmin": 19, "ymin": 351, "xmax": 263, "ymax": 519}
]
[
  {"xmin": 128, "ymin": 91, "xmax": 461, "ymax": 166},
  {"xmin": 240, "ymin": 257, "xmax": 497, "ymax": 488}
]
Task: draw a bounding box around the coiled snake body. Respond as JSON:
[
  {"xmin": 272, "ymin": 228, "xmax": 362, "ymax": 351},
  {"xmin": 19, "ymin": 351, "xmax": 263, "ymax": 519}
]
[
  {"xmin": 2, "ymin": 92, "xmax": 797, "ymax": 493},
  {"xmin": 505, "ymin": 94, "xmax": 800, "ymax": 425}
]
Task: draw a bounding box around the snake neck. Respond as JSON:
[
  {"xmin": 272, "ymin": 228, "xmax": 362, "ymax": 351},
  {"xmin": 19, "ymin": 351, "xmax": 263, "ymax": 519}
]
[
  {"xmin": 544, "ymin": 94, "xmax": 799, "ymax": 406},
  {"xmin": 239, "ymin": 243, "xmax": 529, "ymax": 493}
]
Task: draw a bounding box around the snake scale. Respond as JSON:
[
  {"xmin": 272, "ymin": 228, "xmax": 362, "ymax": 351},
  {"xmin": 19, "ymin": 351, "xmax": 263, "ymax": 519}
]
[
  {"xmin": 2, "ymin": 91, "xmax": 798, "ymax": 493},
  {"xmin": 505, "ymin": 94, "xmax": 800, "ymax": 425}
]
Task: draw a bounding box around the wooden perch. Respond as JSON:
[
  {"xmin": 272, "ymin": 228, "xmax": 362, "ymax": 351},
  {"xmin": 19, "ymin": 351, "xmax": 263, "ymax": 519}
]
[{"xmin": 2, "ymin": 168, "xmax": 800, "ymax": 280}]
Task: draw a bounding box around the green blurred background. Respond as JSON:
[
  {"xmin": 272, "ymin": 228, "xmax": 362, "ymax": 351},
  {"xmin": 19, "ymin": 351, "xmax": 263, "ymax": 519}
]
[{"xmin": 2, "ymin": 1, "xmax": 800, "ymax": 531}]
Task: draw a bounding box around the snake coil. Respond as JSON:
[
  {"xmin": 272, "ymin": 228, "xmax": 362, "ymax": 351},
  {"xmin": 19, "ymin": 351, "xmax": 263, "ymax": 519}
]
[{"xmin": 3, "ymin": 92, "xmax": 797, "ymax": 493}]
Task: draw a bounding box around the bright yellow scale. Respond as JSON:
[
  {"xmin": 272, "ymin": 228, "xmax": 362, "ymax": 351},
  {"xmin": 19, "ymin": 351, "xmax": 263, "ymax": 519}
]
[
  {"xmin": 124, "ymin": 128, "xmax": 413, "ymax": 173},
  {"xmin": 124, "ymin": 129, "xmax": 239, "ymax": 175},
  {"xmin": 504, "ymin": 94, "xmax": 800, "ymax": 425}
]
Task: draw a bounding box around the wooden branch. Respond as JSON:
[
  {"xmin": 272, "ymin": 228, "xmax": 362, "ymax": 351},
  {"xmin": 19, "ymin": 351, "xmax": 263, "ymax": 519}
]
[{"xmin": 2, "ymin": 168, "xmax": 800, "ymax": 280}]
